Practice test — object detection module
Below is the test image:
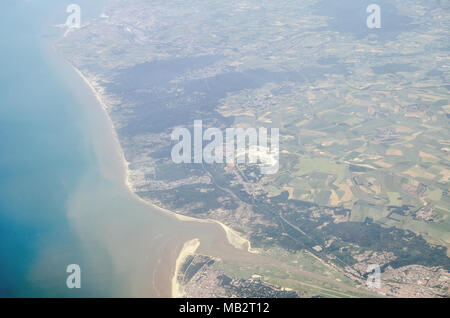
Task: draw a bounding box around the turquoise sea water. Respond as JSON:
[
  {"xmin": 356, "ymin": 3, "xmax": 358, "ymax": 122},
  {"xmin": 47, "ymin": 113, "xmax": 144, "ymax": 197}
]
[{"xmin": 0, "ymin": 0, "xmax": 110, "ymax": 297}]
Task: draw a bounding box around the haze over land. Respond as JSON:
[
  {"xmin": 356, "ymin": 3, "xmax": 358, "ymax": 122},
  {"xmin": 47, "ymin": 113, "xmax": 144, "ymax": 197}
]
[{"xmin": 57, "ymin": 0, "xmax": 450, "ymax": 297}]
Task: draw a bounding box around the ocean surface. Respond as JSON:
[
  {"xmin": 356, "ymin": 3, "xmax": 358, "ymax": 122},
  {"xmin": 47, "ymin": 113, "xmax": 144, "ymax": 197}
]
[{"xmin": 0, "ymin": 0, "xmax": 111, "ymax": 297}]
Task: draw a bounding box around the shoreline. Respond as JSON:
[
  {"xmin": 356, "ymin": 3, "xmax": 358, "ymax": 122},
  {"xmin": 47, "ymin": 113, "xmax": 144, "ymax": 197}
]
[
  {"xmin": 171, "ymin": 238, "xmax": 200, "ymax": 298},
  {"xmin": 68, "ymin": 62, "xmax": 259, "ymax": 296},
  {"xmin": 70, "ymin": 64, "xmax": 131, "ymax": 179}
]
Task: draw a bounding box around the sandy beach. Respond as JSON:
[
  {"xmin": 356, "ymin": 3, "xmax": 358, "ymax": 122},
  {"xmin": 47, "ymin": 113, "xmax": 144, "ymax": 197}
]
[{"xmin": 171, "ymin": 238, "xmax": 200, "ymax": 298}]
